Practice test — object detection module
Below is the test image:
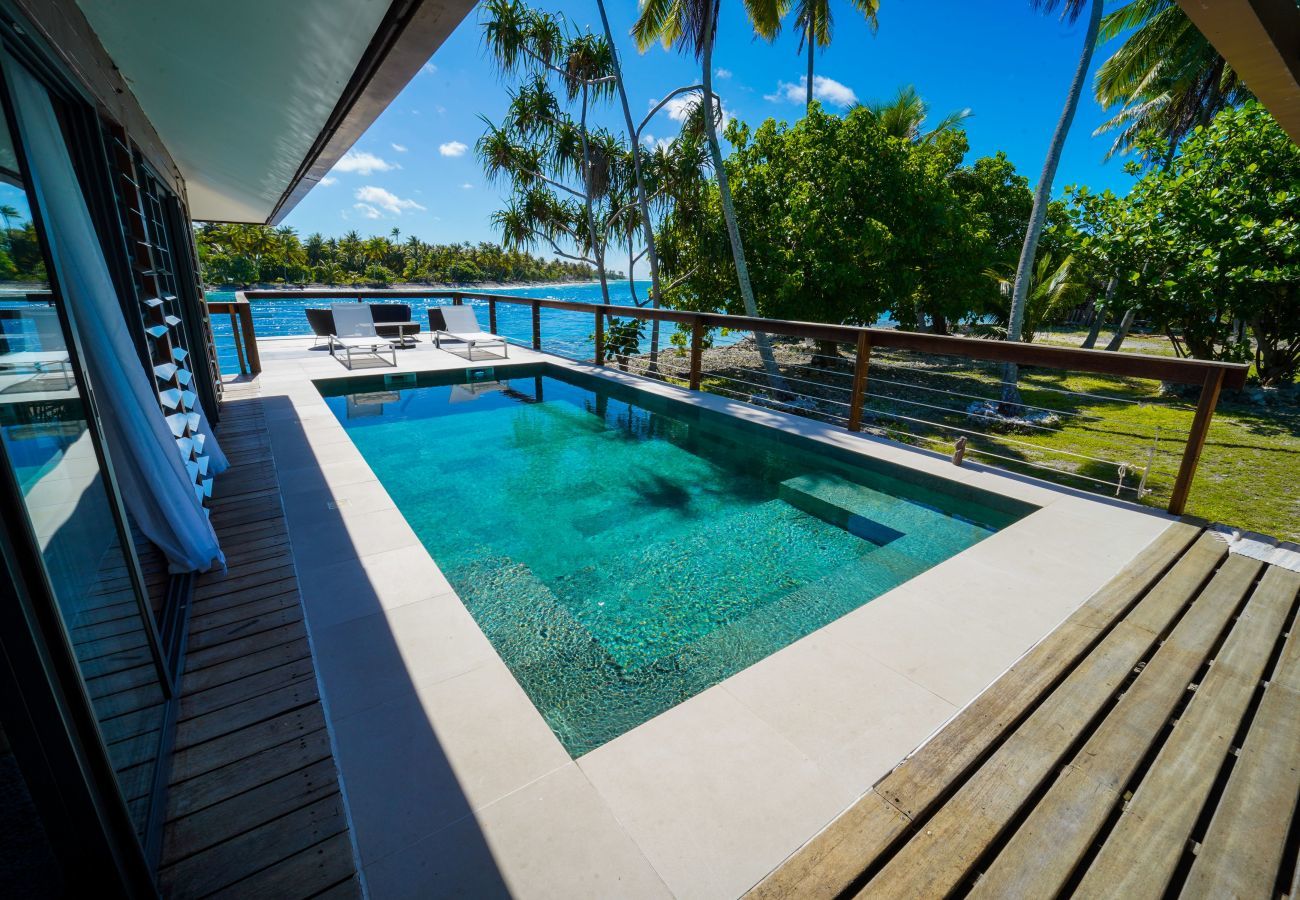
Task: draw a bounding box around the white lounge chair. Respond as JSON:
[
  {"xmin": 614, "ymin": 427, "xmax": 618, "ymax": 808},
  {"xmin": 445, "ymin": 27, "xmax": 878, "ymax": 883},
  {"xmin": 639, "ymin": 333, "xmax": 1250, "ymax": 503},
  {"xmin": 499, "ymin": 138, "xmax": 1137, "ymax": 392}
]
[
  {"xmin": 432, "ymin": 305, "xmax": 508, "ymax": 360},
  {"xmin": 329, "ymin": 302, "xmax": 398, "ymax": 368}
]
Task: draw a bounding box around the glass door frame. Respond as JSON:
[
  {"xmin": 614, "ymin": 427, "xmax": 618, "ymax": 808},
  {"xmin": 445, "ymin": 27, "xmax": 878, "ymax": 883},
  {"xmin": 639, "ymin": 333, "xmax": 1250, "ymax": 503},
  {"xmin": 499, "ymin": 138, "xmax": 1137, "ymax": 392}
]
[{"xmin": 0, "ymin": 8, "xmax": 178, "ymax": 884}]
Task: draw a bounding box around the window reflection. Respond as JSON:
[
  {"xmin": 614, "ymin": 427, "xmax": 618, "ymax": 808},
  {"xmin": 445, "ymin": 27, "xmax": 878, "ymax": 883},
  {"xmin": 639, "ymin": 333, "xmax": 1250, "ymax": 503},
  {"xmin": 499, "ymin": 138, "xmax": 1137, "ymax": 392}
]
[{"xmin": 0, "ymin": 98, "xmax": 164, "ymax": 837}]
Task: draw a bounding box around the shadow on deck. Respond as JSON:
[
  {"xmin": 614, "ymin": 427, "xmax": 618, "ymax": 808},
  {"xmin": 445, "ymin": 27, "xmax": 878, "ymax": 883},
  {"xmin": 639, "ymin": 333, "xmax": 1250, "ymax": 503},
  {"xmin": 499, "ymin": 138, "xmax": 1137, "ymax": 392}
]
[{"xmin": 156, "ymin": 382, "xmax": 359, "ymax": 897}]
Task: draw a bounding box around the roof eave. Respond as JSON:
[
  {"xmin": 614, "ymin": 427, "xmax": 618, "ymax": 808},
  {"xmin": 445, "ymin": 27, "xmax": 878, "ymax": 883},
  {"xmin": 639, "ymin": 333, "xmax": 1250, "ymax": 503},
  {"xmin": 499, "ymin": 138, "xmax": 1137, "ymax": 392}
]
[
  {"xmin": 1176, "ymin": 0, "xmax": 1300, "ymax": 145},
  {"xmin": 266, "ymin": 0, "xmax": 477, "ymax": 226}
]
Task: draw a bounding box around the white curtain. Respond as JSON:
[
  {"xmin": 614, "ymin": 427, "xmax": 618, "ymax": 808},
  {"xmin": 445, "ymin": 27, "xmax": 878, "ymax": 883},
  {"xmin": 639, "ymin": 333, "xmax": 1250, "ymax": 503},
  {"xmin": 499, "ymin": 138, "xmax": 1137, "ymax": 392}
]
[{"xmin": 4, "ymin": 53, "xmax": 225, "ymax": 572}]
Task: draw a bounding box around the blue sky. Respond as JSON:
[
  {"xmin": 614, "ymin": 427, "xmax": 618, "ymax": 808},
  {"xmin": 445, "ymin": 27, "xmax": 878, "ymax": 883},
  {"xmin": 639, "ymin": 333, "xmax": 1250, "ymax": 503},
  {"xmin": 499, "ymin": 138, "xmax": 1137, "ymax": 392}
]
[{"xmin": 283, "ymin": 0, "xmax": 1137, "ymax": 262}]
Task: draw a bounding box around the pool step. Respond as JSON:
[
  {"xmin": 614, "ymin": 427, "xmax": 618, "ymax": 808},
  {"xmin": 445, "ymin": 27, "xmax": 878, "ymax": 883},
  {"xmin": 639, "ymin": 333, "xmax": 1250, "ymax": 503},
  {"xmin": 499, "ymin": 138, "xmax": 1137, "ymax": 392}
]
[{"xmin": 779, "ymin": 473, "xmax": 907, "ymax": 547}]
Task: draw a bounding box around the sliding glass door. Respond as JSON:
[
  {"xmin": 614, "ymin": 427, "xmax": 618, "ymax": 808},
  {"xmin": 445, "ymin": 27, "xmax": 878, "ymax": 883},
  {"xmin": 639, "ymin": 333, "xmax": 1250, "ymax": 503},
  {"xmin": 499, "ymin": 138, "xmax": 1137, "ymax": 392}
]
[{"xmin": 0, "ymin": 52, "xmax": 169, "ymax": 851}]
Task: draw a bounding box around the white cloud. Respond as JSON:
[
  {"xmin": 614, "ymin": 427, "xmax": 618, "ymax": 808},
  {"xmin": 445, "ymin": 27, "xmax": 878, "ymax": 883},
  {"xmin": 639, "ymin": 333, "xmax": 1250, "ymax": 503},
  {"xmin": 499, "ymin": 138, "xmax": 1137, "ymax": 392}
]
[
  {"xmin": 715, "ymin": 68, "xmax": 732, "ymax": 80},
  {"xmin": 391, "ymin": 143, "xmax": 408, "ymax": 153},
  {"xmin": 319, "ymin": 176, "xmax": 337, "ymax": 187},
  {"xmin": 332, "ymin": 150, "xmax": 397, "ymax": 175},
  {"xmin": 435, "ymin": 105, "xmax": 447, "ymax": 115},
  {"xmin": 764, "ymin": 75, "xmax": 857, "ymax": 108},
  {"xmin": 354, "ymin": 186, "xmax": 426, "ymax": 216},
  {"xmin": 461, "ymin": 182, "xmax": 474, "ymax": 190},
  {"xmin": 422, "ymin": 62, "xmax": 437, "ymax": 75},
  {"xmin": 353, "ymin": 203, "xmax": 381, "ymax": 219},
  {"xmin": 439, "ymin": 140, "xmax": 469, "ymax": 157}
]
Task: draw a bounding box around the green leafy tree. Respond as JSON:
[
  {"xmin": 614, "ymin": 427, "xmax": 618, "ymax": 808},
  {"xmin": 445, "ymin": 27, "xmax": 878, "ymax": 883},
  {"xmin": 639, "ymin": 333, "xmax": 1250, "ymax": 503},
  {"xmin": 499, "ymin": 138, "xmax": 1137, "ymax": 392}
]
[
  {"xmin": 1069, "ymin": 103, "xmax": 1300, "ymax": 385},
  {"xmin": 657, "ymin": 106, "xmax": 1037, "ymax": 353}
]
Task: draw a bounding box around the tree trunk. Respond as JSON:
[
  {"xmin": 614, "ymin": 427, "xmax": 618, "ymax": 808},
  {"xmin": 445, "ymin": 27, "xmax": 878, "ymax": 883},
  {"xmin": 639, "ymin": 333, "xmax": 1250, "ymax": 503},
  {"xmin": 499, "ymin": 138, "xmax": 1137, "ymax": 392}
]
[
  {"xmin": 813, "ymin": 339, "xmax": 840, "ymax": 365},
  {"xmin": 578, "ymin": 84, "xmax": 610, "ymax": 305},
  {"xmin": 805, "ymin": 23, "xmax": 815, "ymax": 113},
  {"xmin": 1104, "ymin": 307, "xmax": 1135, "ymax": 351},
  {"xmin": 596, "ymin": 0, "xmax": 661, "ymax": 363},
  {"xmin": 1002, "ymin": 0, "xmax": 1102, "ymax": 406},
  {"xmin": 1081, "ymin": 276, "xmax": 1115, "ymax": 348},
  {"xmin": 931, "ymin": 311, "xmax": 948, "ymax": 335},
  {"xmin": 701, "ymin": 0, "xmax": 786, "ymax": 392}
]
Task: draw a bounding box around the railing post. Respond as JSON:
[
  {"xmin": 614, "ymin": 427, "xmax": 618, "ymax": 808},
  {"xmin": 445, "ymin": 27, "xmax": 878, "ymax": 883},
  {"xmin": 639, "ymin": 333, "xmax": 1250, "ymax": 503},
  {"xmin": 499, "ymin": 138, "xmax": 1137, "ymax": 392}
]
[
  {"xmin": 1169, "ymin": 367, "xmax": 1225, "ymax": 516},
  {"xmin": 452, "ymin": 293, "xmax": 462, "ymax": 306},
  {"xmin": 227, "ymin": 309, "xmax": 246, "ymax": 375},
  {"xmin": 594, "ymin": 306, "xmax": 605, "ymax": 365},
  {"xmin": 531, "ymin": 299, "xmax": 541, "ymax": 350},
  {"xmin": 689, "ymin": 317, "xmax": 704, "ymax": 390},
  {"xmin": 238, "ymin": 302, "xmax": 261, "ymax": 376},
  {"xmin": 489, "ymin": 298, "xmax": 497, "ymax": 335},
  {"xmin": 847, "ymin": 331, "xmax": 871, "ymax": 432}
]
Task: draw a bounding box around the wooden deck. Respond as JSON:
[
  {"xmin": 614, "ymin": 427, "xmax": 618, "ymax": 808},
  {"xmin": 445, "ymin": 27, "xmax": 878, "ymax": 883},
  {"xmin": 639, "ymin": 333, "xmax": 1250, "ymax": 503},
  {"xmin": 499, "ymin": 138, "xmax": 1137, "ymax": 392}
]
[
  {"xmin": 751, "ymin": 521, "xmax": 1300, "ymax": 899},
  {"xmin": 158, "ymin": 381, "xmax": 360, "ymax": 898}
]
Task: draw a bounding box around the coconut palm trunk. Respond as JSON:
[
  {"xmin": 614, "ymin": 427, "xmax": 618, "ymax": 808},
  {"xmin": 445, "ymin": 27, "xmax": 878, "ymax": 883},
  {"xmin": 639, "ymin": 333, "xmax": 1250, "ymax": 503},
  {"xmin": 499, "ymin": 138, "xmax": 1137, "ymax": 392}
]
[
  {"xmin": 1003, "ymin": 0, "xmax": 1103, "ymax": 406},
  {"xmin": 595, "ymin": 0, "xmax": 663, "ymax": 361},
  {"xmin": 700, "ymin": 0, "xmax": 785, "ymax": 390},
  {"xmin": 805, "ymin": 22, "xmax": 815, "ymax": 112},
  {"xmin": 578, "ymin": 83, "xmax": 611, "ymax": 304}
]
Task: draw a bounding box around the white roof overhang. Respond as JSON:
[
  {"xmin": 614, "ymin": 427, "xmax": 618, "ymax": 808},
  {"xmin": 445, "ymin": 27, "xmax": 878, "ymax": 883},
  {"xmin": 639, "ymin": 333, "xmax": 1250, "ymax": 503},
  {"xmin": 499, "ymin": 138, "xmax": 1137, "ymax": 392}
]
[{"xmin": 75, "ymin": 0, "xmax": 475, "ymax": 223}]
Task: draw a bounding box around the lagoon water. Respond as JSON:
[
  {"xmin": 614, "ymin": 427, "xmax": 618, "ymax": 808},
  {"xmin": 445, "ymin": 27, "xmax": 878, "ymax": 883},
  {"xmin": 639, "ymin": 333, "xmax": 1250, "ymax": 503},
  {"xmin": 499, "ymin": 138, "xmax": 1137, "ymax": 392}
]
[{"xmin": 205, "ymin": 281, "xmax": 661, "ymax": 372}]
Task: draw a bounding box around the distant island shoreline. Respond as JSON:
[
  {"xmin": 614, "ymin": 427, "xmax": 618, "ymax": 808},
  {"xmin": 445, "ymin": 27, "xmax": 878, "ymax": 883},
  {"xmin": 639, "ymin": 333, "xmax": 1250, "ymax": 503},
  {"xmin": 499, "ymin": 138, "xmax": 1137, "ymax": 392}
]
[{"xmin": 205, "ymin": 278, "xmax": 620, "ymax": 294}]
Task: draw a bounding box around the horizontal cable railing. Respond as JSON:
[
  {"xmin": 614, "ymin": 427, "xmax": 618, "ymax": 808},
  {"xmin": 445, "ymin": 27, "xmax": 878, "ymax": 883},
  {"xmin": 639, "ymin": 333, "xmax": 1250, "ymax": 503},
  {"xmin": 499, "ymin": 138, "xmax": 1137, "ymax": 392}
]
[{"xmin": 235, "ymin": 288, "xmax": 1248, "ymax": 515}]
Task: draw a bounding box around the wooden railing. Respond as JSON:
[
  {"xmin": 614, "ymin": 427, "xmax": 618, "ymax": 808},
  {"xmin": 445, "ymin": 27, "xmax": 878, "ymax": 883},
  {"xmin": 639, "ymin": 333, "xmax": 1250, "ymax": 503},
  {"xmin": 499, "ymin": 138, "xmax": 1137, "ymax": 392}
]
[
  {"xmin": 207, "ymin": 299, "xmax": 261, "ymax": 377},
  {"xmin": 238, "ymin": 288, "xmax": 1249, "ymax": 515}
]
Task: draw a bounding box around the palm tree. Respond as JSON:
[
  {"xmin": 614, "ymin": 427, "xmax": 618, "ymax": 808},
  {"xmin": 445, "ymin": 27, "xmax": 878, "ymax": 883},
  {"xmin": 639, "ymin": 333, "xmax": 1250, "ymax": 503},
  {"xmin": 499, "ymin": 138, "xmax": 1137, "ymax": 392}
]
[
  {"xmin": 1003, "ymin": 0, "xmax": 1102, "ymax": 406},
  {"xmin": 791, "ymin": 0, "xmax": 879, "ymax": 113},
  {"xmin": 634, "ymin": 0, "xmax": 788, "ymax": 391},
  {"xmin": 1093, "ymin": 0, "xmax": 1249, "ymax": 161},
  {"xmin": 986, "ymin": 252, "xmax": 1085, "ymax": 343},
  {"xmin": 862, "ymin": 85, "xmax": 971, "ymax": 142},
  {"xmin": 594, "ymin": 0, "xmax": 664, "ymax": 319},
  {"xmin": 0, "ymin": 204, "xmax": 17, "ymax": 246}
]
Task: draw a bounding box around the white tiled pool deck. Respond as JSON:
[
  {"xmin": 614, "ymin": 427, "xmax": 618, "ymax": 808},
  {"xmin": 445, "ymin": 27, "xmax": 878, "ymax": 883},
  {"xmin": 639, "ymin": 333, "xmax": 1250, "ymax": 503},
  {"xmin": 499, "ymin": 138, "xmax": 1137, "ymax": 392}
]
[{"xmin": 248, "ymin": 334, "xmax": 1176, "ymax": 899}]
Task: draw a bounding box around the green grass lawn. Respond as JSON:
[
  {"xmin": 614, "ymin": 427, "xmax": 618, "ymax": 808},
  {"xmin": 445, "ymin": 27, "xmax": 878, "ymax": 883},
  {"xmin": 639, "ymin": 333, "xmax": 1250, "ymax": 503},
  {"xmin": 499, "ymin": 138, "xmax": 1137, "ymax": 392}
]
[{"xmin": 664, "ymin": 331, "xmax": 1299, "ymax": 542}]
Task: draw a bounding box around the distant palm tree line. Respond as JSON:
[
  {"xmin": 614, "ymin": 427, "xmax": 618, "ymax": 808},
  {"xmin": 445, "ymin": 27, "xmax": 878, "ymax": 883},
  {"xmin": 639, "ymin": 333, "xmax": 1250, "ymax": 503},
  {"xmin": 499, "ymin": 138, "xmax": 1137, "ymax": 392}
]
[{"xmin": 192, "ymin": 223, "xmax": 604, "ymax": 287}]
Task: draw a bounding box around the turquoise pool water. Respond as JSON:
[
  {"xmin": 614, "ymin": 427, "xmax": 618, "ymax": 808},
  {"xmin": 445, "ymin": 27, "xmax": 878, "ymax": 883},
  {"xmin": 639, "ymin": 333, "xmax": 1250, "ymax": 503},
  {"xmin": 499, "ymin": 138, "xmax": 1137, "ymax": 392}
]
[{"xmin": 319, "ymin": 364, "xmax": 1029, "ymax": 756}]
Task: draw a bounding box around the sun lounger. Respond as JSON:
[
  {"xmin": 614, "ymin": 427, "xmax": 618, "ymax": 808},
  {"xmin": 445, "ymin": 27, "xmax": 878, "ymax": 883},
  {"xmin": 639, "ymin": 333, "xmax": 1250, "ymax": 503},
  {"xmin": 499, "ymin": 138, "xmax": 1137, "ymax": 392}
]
[
  {"xmin": 328, "ymin": 302, "xmax": 398, "ymax": 368},
  {"xmin": 431, "ymin": 305, "xmax": 508, "ymax": 360}
]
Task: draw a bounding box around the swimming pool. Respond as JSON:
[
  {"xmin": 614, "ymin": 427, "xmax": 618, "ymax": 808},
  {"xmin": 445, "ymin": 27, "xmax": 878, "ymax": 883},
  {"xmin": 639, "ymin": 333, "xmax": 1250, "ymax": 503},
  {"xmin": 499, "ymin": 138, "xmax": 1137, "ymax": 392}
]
[{"xmin": 318, "ymin": 364, "xmax": 1033, "ymax": 756}]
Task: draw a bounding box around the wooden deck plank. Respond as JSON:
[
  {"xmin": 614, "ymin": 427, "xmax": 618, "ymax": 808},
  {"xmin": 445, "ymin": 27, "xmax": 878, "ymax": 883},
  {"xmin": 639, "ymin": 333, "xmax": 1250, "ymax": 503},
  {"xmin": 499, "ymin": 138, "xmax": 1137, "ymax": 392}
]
[
  {"xmin": 162, "ymin": 758, "xmax": 341, "ymax": 864},
  {"xmin": 1181, "ymin": 571, "xmax": 1300, "ymax": 899},
  {"xmin": 855, "ymin": 533, "xmax": 1227, "ymax": 897},
  {"xmin": 874, "ymin": 524, "xmax": 1206, "ymax": 821},
  {"xmin": 168, "ymin": 704, "xmax": 328, "ymax": 785},
  {"xmin": 207, "ymin": 832, "xmax": 359, "ymax": 900},
  {"xmin": 179, "ymin": 656, "xmax": 318, "ymax": 723},
  {"xmin": 748, "ymin": 524, "xmax": 1205, "ymax": 900},
  {"xmin": 183, "ymin": 621, "xmax": 305, "ymax": 674},
  {"xmin": 159, "ymin": 794, "xmax": 348, "ymax": 898},
  {"xmin": 747, "ymin": 790, "xmax": 910, "ymax": 900},
  {"xmin": 184, "ymin": 603, "xmax": 304, "ymax": 654},
  {"xmin": 174, "ymin": 680, "xmax": 320, "ymax": 751},
  {"xmin": 178, "ymin": 637, "xmax": 313, "ymax": 696},
  {"xmin": 969, "ymin": 554, "xmax": 1264, "ymax": 897},
  {"xmin": 186, "ymin": 590, "xmax": 301, "ymax": 636},
  {"xmin": 1076, "ymin": 565, "xmax": 1299, "ymax": 897},
  {"xmin": 160, "ymin": 389, "xmax": 357, "ymax": 899},
  {"xmin": 167, "ymin": 728, "xmax": 335, "ymax": 822}
]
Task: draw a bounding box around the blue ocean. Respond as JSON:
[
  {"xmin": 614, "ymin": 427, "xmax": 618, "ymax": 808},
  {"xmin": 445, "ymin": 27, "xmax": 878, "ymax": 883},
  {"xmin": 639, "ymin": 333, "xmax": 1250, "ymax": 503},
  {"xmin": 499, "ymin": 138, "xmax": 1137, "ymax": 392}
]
[{"xmin": 204, "ymin": 281, "xmax": 675, "ymax": 373}]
